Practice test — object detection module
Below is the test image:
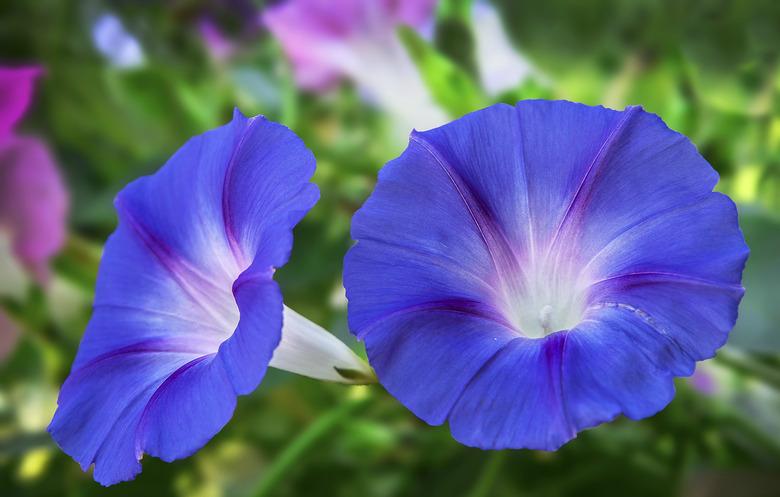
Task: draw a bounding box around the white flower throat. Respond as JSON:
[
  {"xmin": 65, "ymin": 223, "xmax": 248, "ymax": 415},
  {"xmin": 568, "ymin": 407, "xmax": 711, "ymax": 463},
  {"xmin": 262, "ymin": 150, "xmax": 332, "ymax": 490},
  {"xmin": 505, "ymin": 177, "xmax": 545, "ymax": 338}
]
[{"xmin": 502, "ymin": 257, "xmax": 588, "ymax": 339}]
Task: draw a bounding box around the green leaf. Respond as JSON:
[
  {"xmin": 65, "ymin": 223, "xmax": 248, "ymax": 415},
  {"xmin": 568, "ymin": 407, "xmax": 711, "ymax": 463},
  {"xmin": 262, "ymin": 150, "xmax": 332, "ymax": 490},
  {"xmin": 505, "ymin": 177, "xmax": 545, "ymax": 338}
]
[
  {"xmin": 397, "ymin": 25, "xmax": 487, "ymax": 118},
  {"xmin": 437, "ymin": 0, "xmax": 474, "ymax": 19}
]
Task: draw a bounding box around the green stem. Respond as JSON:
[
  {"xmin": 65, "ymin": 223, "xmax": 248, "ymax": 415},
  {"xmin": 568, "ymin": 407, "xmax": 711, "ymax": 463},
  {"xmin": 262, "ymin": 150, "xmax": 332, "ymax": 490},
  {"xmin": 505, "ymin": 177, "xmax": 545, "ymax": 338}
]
[
  {"xmin": 250, "ymin": 393, "xmax": 371, "ymax": 497},
  {"xmin": 465, "ymin": 451, "xmax": 507, "ymax": 497},
  {"xmin": 715, "ymin": 348, "xmax": 780, "ymax": 390}
]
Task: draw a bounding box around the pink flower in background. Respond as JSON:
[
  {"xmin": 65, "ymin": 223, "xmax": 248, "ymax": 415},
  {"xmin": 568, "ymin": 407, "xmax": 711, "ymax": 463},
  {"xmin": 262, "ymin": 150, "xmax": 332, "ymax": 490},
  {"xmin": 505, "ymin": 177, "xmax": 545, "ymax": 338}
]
[
  {"xmin": 0, "ymin": 67, "xmax": 41, "ymax": 138},
  {"xmin": 199, "ymin": 18, "xmax": 237, "ymax": 62},
  {"xmin": 264, "ymin": 0, "xmax": 446, "ymax": 134},
  {"xmin": 0, "ymin": 136, "xmax": 68, "ymax": 283},
  {"xmin": 689, "ymin": 362, "xmax": 719, "ymax": 396},
  {"xmin": 264, "ymin": 0, "xmax": 436, "ymax": 90},
  {"xmin": 0, "ymin": 66, "xmax": 68, "ymax": 284},
  {"xmin": 0, "ymin": 65, "xmax": 67, "ymax": 362}
]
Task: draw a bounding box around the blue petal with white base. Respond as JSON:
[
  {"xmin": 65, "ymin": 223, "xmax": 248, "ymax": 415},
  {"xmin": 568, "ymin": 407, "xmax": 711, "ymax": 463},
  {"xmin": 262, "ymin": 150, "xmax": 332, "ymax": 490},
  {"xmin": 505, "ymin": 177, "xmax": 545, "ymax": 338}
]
[
  {"xmin": 48, "ymin": 110, "xmax": 319, "ymax": 485},
  {"xmin": 344, "ymin": 100, "xmax": 749, "ymax": 450}
]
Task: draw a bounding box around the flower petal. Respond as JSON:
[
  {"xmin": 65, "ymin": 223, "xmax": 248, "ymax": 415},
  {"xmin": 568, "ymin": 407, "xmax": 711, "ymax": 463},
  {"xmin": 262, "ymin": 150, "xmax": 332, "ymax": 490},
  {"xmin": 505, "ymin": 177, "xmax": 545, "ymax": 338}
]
[
  {"xmin": 364, "ymin": 310, "xmax": 515, "ymax": 425},
  {"xmin": 0, "ymin": 136, "xmax": 68, "ymax": 283},
  {"xmin": 449, "ymin": 333, "xmax": 573, "ymax": 450},
  {"xmin": 549, "ymin": 108, "xmax": 721, "ymax": 269},
  {"xmin": 220, "ymin": 271, "xmax": 282, "ymax": 394},
  {"xmin": 0, "ymin": 66, "xmax": 41, "ymax": 139},
  {"xmin": 48, "ymin": 341, "xmax": 199, "ymax": 482},
  {"xmin": 49, "ymin": 111, "xmax": 318, "ymax": 485},
  {"xmin": 584, "ymin": 194, "xmax": 747, "ymax": 286},
  {"xmin": 270, "ymin": 306, "xmax": 374, "ymax": 383},
  {"xmin": 138, "ymin": 354, "xmax": 236, "ymax": 462},
  {"xmin": 562, "ymin": 305, "xmax": 680, "ymax": 430},
  {"xmin": 346, "ymin": 125, "xmax": 512, "ymax": 334}
]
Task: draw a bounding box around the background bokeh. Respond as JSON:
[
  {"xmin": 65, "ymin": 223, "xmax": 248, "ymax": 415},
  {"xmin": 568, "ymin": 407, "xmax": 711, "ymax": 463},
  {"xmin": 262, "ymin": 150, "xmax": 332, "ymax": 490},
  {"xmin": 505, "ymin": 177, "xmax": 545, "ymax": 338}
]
[{"xmin": 1, "ymin": 0, "xmax": 780, "ymax": 496}]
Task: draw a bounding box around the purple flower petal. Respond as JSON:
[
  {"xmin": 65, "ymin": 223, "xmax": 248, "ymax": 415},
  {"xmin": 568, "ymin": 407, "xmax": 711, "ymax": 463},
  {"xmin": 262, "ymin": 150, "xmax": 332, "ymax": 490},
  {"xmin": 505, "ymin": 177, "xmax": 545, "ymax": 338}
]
[
  {"xmin": 48, "ymin": 110, "xmax": 318, "ymax": 485},
  {"xmin": 0, "ymin": 135, "xmax": 68, "ymax": 283},
  {"xmin": 0, "ymin": 66, "xmax": 41, "ymax": 139},
  {"xmin": 344, "ymin": 100, "xmax": 748, "ymax": 450}
]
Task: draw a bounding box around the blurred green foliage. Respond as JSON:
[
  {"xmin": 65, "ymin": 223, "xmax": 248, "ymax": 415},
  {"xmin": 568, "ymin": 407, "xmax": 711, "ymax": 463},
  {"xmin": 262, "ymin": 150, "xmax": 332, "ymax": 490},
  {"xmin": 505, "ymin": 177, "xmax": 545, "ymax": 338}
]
[{"xmin": 1, "ymin": 0, "xmax": 780, "ymax": 496}]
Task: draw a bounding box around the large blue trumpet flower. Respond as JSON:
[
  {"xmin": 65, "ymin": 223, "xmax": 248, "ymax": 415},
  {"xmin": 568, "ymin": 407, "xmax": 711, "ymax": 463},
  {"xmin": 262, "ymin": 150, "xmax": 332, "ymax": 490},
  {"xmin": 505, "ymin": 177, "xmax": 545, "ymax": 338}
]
[
  {"xmin": 49, "ymin": 111, "xmax": 371, "ymax": 485},
  {"xmin": 344, "ymin": 100, "xmax": 749, "ymax": 450}
]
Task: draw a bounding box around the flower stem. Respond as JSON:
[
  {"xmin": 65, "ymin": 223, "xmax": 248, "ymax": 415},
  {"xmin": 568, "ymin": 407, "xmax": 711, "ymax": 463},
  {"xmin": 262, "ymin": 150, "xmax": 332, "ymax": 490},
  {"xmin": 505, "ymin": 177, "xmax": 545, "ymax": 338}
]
[
  {"xmin": 250, "ymin": 392, "xmax": 371, "ymax": 497},
  {"xmin": 466, "ymin": 451, "xmax": 507, "ymax": 497}
]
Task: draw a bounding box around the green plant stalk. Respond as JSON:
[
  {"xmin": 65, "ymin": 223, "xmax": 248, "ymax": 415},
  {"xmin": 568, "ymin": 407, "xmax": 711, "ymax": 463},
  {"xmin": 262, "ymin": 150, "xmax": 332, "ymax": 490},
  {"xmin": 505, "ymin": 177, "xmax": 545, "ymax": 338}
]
[
  {"xmin": 466, "ymin": 451, "xmax": 507, "ymax": 497},
  {"xmin": 251, "ymin": 392, "xmax": 372, "ymax": 497}
]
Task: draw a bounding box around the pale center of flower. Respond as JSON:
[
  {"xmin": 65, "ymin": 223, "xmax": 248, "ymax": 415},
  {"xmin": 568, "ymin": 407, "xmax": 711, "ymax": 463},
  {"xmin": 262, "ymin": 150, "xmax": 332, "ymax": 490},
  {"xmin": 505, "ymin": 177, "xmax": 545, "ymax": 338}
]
[{"xmin": 502, "ymin": 258, "xmax": 588, "ymax": 339}]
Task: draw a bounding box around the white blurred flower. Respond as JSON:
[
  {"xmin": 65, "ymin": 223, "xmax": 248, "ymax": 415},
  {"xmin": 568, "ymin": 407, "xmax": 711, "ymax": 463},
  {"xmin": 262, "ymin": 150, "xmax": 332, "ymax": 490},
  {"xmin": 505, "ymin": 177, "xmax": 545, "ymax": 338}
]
[
  {"xmin": 472, "ymin": 1, "xmax": 535, "ymax": 95},
  {"xmin": 92, "ymin": 14, "xmax": 145, "ymax": 69}
]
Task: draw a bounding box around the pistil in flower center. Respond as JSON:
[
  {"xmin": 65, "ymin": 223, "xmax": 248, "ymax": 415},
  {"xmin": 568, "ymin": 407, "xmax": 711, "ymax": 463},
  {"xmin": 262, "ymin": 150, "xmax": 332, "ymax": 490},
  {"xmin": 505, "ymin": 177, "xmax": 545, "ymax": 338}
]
[
  {"xmin": 500, "ymin": 259, "xmax": 588, "ymax": 339},
  {"xmin": 538, "ymin": 304, "xmax": 554, "ymax": 335}
]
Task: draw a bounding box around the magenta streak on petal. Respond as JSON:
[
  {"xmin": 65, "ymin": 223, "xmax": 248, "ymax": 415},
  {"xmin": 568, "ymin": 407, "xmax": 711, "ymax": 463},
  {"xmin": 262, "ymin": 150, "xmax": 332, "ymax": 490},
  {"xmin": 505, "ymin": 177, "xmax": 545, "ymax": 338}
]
[
  {"xmin": 587, "ymin": 271, "xmax": 745, "ymax": 293},
  {"xmin": 447, "ymin": 336, "xmax": 519, "ymax": 429},
  {"xmin": 545, "ymin": 106, "xmax": 641, "ymax": 260},
  {"xmin": 353, "ymin": 235, "xmax": 497, "ymax": 294},
  {"xmin": 135, "ymin": 353, "xmax": 215, "ymax": 456},
  {"xmin": 89, "ymin": 363, "xmax": 188, "ymax": 471},
  {"xmin": 117, "ymin": 197, "xmax": 235, "ymax": 331},
  {"xmin": 551, "ymin": 332, "xmax": 572, "ymax": 440},
  {"xmin": 355, "ymin": 298, "xmax": 517, "ymax": 340},
  {"xmin": 222, "ymin": 115, "xmax": 260, "ymax": 268},
  {"xmin": 448, "ymin": 332, "xmax": 575, "ymax": 447},
  {"xmin": 410, "ymin": 133, "xmax": 526, "ymax": 294},
  {"xmin": 65, "ymin": 339, "xmax": 204, "ymax": 381},
  {"xmin": 577, "ymin": 192, "xmax": 712, "ymax": 277},
  {"xmin": 232, "ymin": 266, "xmax": 274, "ymax": 294}
]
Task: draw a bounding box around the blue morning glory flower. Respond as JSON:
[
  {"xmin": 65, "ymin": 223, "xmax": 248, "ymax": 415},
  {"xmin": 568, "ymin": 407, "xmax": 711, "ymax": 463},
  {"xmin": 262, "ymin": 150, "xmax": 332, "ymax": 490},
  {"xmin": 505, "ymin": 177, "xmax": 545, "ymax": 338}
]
[
  {"xmin": 344, "ymin": 100, "xmax": 749, "ymax": 450},
  {"xmin": 49, "ymin": 110, "xmax": 372, "ymax": 485}
]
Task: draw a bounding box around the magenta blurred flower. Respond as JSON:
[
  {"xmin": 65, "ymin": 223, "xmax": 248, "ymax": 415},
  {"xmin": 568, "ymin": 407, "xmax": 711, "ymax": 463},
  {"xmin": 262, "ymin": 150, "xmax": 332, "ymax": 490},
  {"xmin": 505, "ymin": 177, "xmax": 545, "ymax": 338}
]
[
  {"xmin": 199, "ymin": 18, "xmax": 237, "ymax": 62},
  {"xmin": 264, "ymin": 0, "xmax": 435, "ymax": 90},
  {"xmin": 0, "ymin": 66, "xmax": 41, "ymax": 139},
  {"xmin": 0, "ymin": 136, "xmax": 68, "ymax": 282},
  {"xmin": 689, "ymin": 363, "xmax": 718, "ymax": 395},
  {"xmin": 0, "ymin": 66, "xmax": 68, "ymax": 284},
  {"xmin": 0, "ymin": 65, "xmax": 68, "ymax": 363},
  {"xmin": 264, "ymin": 0, "xmax": 446, "ymax": 132}
]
